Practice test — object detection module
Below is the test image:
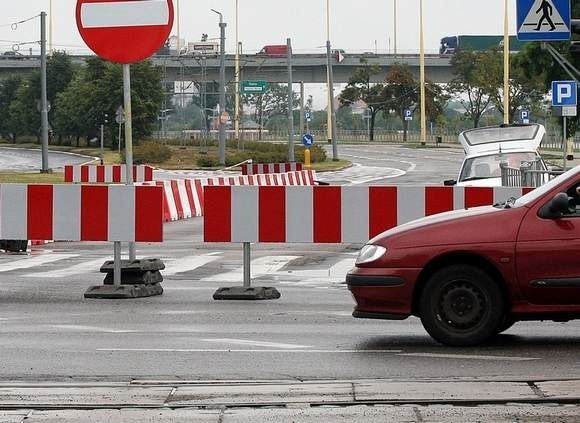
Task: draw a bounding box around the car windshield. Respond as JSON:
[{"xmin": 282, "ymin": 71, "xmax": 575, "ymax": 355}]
[
  {"xmin": 459, "ymin": 152, "xmax": 543, "ymax": 182},
  {"xmin": 514, "ymin": 166, "xmax": 580, "ymax": 207}
]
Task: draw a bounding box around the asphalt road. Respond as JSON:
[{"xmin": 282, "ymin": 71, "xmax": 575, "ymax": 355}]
[
  {"xmin": 1, "ymin": 217, "xmax": 579, "ymax": 382},
  {"xmin": 0, "ymin": 144, "xmax": 579, "ymax": 420},
  {"xmin": 0, "ymin": 147, "xmax": 91, "ymax": 172}
]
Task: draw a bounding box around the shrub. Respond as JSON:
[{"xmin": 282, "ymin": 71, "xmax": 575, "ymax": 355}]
[{"xmin": 128, "ymin": 142, "xmax": 172, "ymax": 164}]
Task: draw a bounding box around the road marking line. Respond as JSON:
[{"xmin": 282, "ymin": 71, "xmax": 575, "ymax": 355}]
[
  {"xmin": 202, "ymin": 338, "xmax": 312, "ymax": 349},
  {"xmin": 24, "ymin": 257, "xmax": 105, "ymax": 278},
  {"xmin": 398, "ymin": 353, "xmax": 540, "ymax": 362},
  {"xmin": 97, "ymin": 348, "xmax": 403, "ymax": 353},
  {"xmin": 0, "ymin": 253, "xmax": 78, "ymax": 273},
  {"xmin": 201, "ymin": 255, "xmax": 299, "ymax": 282},
  {"xmin": 163, "ymin": 254, "xmax": 222, "ymax": 276},
  {"xmin": 49, "ymin": 325, "xmax": 139, "ymax": 333}
]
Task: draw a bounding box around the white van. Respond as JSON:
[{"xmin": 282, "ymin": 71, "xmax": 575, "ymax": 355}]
[{"xmin": 445, "ymin": 124, "xmax": 548, "ymax": 187}]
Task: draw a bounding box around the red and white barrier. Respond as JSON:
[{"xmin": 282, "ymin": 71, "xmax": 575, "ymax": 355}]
[
  {"xmin": 204, "ymin": 185, "xmax": 532, "ymax": 243},
  {"xmin": 150, "ymin": 170, "xmax": 317, "ymax": 222},
  {"xmin": 241, "ymin": 162, "xmax": 303, "ymax": 175},
  {"xmin": 0, "ymin": 184, "xmax": 163, "ymax": 242},
  {"xmin": 64, "ymin": 165, "xmax": 154, "ymax": 183}
]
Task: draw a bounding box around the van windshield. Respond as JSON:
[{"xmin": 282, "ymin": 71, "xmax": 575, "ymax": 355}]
[{"xmin": 460, "ymin": 152, "xmax": 543, "ymax": 182}]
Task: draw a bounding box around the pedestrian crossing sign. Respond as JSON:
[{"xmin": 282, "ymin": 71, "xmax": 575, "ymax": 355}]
[{"xmin": 517, "ymin": 0, "xmax": 571, "ymax": 41}]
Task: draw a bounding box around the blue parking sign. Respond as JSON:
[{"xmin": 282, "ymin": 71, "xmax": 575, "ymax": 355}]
[{"xmin": 552, "ymin": 80, "xmax": 577, "ymax": 107}]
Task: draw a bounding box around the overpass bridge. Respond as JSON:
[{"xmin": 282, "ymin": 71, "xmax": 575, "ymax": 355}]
[{"xmin": 0, "ymin": 53, "xmax": 454, "ymax": 85}]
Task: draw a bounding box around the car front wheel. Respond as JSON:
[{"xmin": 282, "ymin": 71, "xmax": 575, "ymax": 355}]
[{"xmin": 419, "ymin": 264, "xmax": 505, "ymax": 346}]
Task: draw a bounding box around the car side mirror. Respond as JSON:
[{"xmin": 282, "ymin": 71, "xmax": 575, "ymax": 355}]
[
  {"xmin": 538, "ymin": 192, "xmax": 572, "ymax": 219},
  {"xmin": 443, "ymin": 179, "xmax": 457, "ymax": 186}
]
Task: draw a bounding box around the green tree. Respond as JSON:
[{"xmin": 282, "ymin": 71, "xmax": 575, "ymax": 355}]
[
  {"xmin": 448, "ymin": 50, "xmax": 494, "ymax": 128},
  {"xmin": 0, "ymin": 75, "xmax": 23, "ymax": 141},
  {"xmin": 384, "ymin": 64, "xmax": 418, "ymax": 141},
  {"xmin": 243, "ymin": 83, "xmax": 298, "ymax": 140},
  {"xmin": 339, "ymin": 60, "xmax": 388, "ymax": 141}
]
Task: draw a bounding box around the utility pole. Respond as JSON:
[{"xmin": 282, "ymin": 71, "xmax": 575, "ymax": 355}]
[
  {"xmin": 326, "ymin": 40, "xmax": 338, "ymax": 160},
  {"xmin": 287, "ymin": 38, "xmax": 295, "ymax": 162},
  {"xmin": 234, "ymin": 0, "xmax": 240, "ymax": 149},
  {"xmin": 212, "ymin": 9, "xmax": 227, "ymax": 166},
  {"xmin": 40, "ymin": 11, "xmax": 50, "ymax": 173},
  {"xmin": 299, "ymin": 81, "xmax": 305, "ymax": 136}
]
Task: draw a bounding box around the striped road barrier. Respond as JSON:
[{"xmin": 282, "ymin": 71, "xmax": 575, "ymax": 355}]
[
  {"xmin": 0, "ymin": 184, "xmax": 163, "ymax": 242},
  {"xmin": 148, "ymin": 170, "xmax": 317, "ymax": 222},
  {"xmin": 204, "ymin": 185, "xmax": 532, "ymax": 243},
  {"xmin": 241, "ymin": 162, "xmax": 303, "ymax": 175},
  {"xmin": 64, "ymin": 165, "xmax": 154, "ymax": 183}
]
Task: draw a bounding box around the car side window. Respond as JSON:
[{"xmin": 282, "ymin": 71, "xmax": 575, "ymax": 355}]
[{"xmin": 565, "ymin": 183, "xmax": 580, "ymax": 217}]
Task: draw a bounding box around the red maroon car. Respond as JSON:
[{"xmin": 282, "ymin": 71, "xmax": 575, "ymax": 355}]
[{"xmin": 347, "ymin": 166, "xmax": 580, "ymax": 346}]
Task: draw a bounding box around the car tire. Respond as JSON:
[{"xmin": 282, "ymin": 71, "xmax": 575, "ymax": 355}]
[{"xmin": 419, "ymin": 264, "xmax": 505, "ymax": 346}]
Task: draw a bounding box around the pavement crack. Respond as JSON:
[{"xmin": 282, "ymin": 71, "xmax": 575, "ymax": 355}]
[{"xmin": 527, "ymin": 381, "xmax": 548, "ymax": 398}]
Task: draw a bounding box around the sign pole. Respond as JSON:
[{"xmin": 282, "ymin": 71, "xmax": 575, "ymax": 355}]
[
  {"xmin": 123, "ymin": 64, "xmax": 136, "ymax": 261},
  {"xmin": 563, "ymin": 116, "xmax": 567, "ymax": 171}
]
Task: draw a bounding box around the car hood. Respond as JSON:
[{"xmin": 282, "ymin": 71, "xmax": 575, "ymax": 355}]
[{"xmin": 369, "ymin": 205, "xmax": 527, "ymax": 248}]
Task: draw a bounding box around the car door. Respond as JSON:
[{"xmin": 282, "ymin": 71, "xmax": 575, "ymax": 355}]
[{"xmin": 516, "ymin": 181, "xmax": 580, "ymax": 305}]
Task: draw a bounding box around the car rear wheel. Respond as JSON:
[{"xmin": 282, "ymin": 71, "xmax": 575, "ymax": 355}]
[{"xmin": 419, "ymin": 264, "xmax": 505, "ymax": 346}]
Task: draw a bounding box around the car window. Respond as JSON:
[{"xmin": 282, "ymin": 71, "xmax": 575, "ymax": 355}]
[{"xmin": 460, "ymin": 152, "xmax": 543, "ymax": 182}]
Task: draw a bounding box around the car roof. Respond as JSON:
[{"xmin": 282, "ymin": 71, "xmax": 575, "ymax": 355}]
[{"xmin": 458, "ymin": 124, "xmax": 545, "ymax": 156}]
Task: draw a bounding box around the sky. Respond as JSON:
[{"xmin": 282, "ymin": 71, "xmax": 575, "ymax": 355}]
[
  {"xmin": 1, "ymin": 0, "xmax": 521, "ymax": 55},
  {"xmin": 1, "ymin": 0, "xmax": 523, "ymax": 108}
]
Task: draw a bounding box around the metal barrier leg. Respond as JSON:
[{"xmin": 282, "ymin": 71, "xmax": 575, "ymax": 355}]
[{"xmin": 213, "ymin": 242, "xmax": 281, "ymax": 301}]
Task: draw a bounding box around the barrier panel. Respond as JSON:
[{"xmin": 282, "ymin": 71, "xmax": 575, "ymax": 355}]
[
  {"xmin": 204, "ymin": 185, "xmax": 532, "ymax": 243},
  {"xmin": 240, "ymin": 162, "xmax": 303, "ymax": 175},
  {"xmin": 149, "ymin": 170, "xmax": 316, "ymax": 221},
  {"xmin": 64, "ymin": 165, "xmax": 154, "ymax": 183},
  {"xmin": 0, "ymin": 184, "xmax": 163, "ymax": 242}
]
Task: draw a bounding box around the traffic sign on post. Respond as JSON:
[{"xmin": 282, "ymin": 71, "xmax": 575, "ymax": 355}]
[
  {"xmin": 302, "ymin": 133, "xmax": 314, "ymax": 147},
  {"xmin": 552, "ymin": 80, "xmax": 577, "ymax": 107},
  {"xmin": 517, "ymin": 0, "xmax": 571, "ymax": 41},
  {"xmin": 76, "ymin": 0, "xmax": 174, "ymax": 64},
  {"xmin": 520, "ymin": 110, "xmax": 530, "ymax": 124},
  {"xmin": 404, "ymin": 109, "xmax": 413, "ymax": 121}
]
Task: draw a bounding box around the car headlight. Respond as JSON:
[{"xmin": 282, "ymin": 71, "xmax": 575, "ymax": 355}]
[{"xmin": 356, "ymin": 244, "xmax": 387, "ymax": 265}]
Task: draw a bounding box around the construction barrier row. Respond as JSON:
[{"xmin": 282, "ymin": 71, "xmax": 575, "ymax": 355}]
[
  {"xmin": 64, "ymin": 165, "xmax": 154, "ymax": 183},
  {"xmin": 0, "ymin": 184, "xmax": 163, "ymax": 242},
  {"xmin": 240, "ymin": 162, "xmax": 303, "ymax": 175},
  {"xmin": 149, "ymin": 170, "xmax": 317, "ymax": 222},
  {"xmin": 204, "ymin": 185, "xmax": 532, "ymax": 243}
]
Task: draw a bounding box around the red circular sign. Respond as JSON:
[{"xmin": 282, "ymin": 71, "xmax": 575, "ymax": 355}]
[{"xmin": 76, "ymin": 0, "xmax": 174, "ymax": 64}]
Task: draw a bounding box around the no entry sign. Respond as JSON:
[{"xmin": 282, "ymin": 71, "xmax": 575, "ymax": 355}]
[{"xmin": 76, "ymin": 0, "xmax": 174, "ymax": 64}]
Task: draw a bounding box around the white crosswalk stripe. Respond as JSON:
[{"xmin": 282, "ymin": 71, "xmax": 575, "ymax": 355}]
[
  {"xmin": 5, "ymin": 251, "xmax": 355, "ymax": 289},
  {"xmin": 0, "ymin": 253, "xmax": 78, "ymax": 273},
  {"xmin": 200, "ymin": 255, "xmax": 300, "ymax": 282}
]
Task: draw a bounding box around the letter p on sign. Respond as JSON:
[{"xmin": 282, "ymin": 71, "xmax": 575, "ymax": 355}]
[{"xmin": 552, "ymin": 81, "xmax": 578, "ymax": 107}]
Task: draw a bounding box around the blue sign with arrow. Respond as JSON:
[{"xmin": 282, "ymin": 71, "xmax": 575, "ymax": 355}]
[
  {"xmin": 302, "ymin": 133, "xmax": 314, "ymax": 147},
  {"xmin": 517, "ymin": 0, "xmax": 571, "ymax": 41}
]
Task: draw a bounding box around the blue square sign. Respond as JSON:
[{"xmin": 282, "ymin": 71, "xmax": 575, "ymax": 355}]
[
  {"xmin": 517, "ymin": 0, "xmax": 571, "ymax": 41},
  {"xmin": 552, "ymin": 81, "xmax": 577, "ymax": 107}
]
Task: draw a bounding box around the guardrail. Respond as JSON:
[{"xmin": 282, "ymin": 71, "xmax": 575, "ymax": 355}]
[{"xmin": 500, "ymin": 161, "xmax": 563, "ymax": 187}]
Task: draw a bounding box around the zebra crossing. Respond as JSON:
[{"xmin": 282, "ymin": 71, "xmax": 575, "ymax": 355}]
[{"xmin": 0, "ymin": 250, "xmax": 356, "ymax": 289}]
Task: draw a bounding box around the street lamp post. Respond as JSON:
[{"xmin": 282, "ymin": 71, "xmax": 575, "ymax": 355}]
[
  {"xmin": 211, "ymin": 9, "xmax": 227, "ymax": 166},
  {"xmin": 419, "ymin": 0, "xmax": 426, "ymax": 145},
  {"xmin": 235, "ymin": 0, "xmax": 241, "ymax": 148},
  {"xmin": 393, "ymin": 0, "xmax": 398, "ymax": 55},
  {"xmin": 325, "ymin": 0, "xmax": 338, "ymax": 160},
  {"xmin": 503, "ymin": 0, "xmax": 510, "ymax": 124}
]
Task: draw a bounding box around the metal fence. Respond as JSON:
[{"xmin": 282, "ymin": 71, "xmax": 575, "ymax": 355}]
[{"xmin": 500, "ymin": 161, "xmax": 563, "ymax": 188}]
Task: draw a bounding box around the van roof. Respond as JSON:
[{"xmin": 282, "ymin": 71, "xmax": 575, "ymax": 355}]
[{"xmin": 458, "ymin": 124, "xmax": 545, "ymax": 156}]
